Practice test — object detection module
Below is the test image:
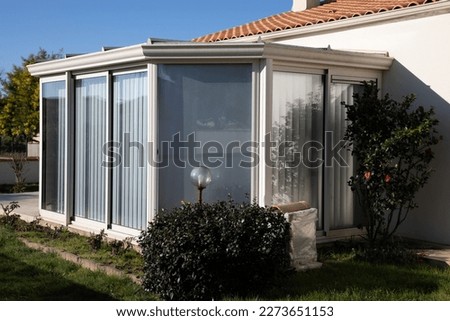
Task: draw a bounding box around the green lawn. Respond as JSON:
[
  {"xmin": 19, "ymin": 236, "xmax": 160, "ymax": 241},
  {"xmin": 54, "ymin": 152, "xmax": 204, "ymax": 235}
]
[
  {"xmin": 2, "ymin": 221, "xmax": 450, "ymax": 301},
  {"xmin": 17, "ymin": 227, "xmax": 144, "ymax": 277},
  {"xmin": 0, "ymin": 226, "xmax": 156, "ymax": 301},
  {"xmin": 251, "ymin": 259, "xmax": 450, "ymax": 301}
]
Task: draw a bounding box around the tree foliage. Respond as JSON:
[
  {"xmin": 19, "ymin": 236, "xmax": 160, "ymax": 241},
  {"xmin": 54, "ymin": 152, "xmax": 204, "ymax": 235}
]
[
  {"xmin": 344, "ymin": 82, "xmax": 441, "ymax": 246},
  {"xmin": 0, "ymin": 49, "xmax": 62, "ymax": 145}
]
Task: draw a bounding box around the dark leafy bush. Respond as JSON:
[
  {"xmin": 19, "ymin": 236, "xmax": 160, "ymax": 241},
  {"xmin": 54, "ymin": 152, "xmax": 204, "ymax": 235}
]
[
  {"xmin": 139, "ymin": 199, "xmax": 291, "ymax": 300},
  {"xmin": 344, "ymin": 82, "xmax": 441, "ymax": 247}
]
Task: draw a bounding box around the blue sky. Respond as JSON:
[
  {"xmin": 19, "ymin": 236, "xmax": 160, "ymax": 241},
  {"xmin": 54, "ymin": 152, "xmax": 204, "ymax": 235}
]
[{"xmin": 0, "ymin": 0, "xmax": 291, "ymax": 73}]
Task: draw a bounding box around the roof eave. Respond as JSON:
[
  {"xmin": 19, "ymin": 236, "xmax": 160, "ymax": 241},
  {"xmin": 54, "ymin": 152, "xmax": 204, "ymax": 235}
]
[
  {"xmin": 27, "ymin": 42, "xmax": 268, "ymax": 77},
  {"xmin": 28, "ymin": 44, "xmax": 147, "ymax": 77},
  {"xmin": 27, "ymin": 42, "xmax": 393, "ymax": 78}
]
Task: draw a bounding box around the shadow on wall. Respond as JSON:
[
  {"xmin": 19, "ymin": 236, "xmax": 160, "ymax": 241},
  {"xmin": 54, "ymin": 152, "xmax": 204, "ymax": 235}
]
[{"xmin": 383, "ymin": 60, "xmax": 450, "ymax": 244}]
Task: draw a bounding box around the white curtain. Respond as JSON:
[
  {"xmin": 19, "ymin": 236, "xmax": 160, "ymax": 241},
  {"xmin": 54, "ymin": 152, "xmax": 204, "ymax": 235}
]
[
  {"xmin": 271, "ymin": 72, "xmax": 323, "ymax": 224},
  {"xmin": 112, "ymin": 72, "xmax": 148, "ymax": 230},
  {"xmin": 42, "ymin": 81, "xmax": 66, "ymax": 214},
  {"xmin": 74, "ymin": 77, "xmax": 107, "ymax": 222}
]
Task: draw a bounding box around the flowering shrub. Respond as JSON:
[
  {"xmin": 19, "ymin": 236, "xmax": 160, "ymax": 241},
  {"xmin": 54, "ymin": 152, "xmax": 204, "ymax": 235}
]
[{"xmin": 344, "ymin": 83, "xmax": 441, "ymax": 246}]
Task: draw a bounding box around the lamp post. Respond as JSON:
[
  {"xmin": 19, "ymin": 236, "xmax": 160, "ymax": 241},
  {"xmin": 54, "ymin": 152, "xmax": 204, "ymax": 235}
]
[{"xmin": 190, "ymin": 166, "xmax": 212, "ymax": 204}]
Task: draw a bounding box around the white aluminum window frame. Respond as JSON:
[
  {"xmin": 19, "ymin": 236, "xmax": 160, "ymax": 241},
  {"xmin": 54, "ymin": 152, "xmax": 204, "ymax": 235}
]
[
  {"xmin": 264, "ymin": 62, "xmax": 383, "ymax": 235},
  {"xmin": 39, "ymin": 74, "xmax": 70, "ymax": 225},
  {"xmin": 149, "ymin": 61, "xmax": 261, "ymax": 215},
  {"xmin": 323, "ymin": 68, "xmax": 381, "ymax": 237},
  {"xmin": 266, "ymin": 65, "xmax": 326, "ymax": 229},
  {"xmin": 69, "ymin": 69, "xmax": 150, "ymax": 237},
  {"xmin": 109, "ymin": 68, "xmax": 149, "ymax": 236},
  {"xmin": 70, "ymin": 72, "xmax": 110, "ymax": 232}
]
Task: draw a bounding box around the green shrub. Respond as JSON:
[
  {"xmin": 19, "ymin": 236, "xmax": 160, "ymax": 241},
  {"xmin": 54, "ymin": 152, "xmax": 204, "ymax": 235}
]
[
  {"xmin": 344, "ymin": 82, "xmax": 441, "ymax": 247},
  {"xmin": 139, "ymin": 199, "xmax": 291, "ymax": 300}
]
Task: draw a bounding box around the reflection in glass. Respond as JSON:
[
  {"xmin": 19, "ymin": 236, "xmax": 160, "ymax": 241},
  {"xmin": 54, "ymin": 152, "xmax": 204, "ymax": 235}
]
[
  {"xmin": 271, "ymin": 72, "xmax": 324, "ymax": 228},
  {"xmin": 327, "ymin": 83, "xmax": 364, "ymax": 229},
  {"xmin": 42, "ymin": 81, "xmax": 66, "ymax": 213},
  {"xmin": 158, "ymin": 64, "xmax": 252, "ymax": 209}
]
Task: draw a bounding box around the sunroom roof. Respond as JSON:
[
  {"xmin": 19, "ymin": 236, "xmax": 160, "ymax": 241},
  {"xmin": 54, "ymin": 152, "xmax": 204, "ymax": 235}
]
[{"xmin": 27, "ymin": 42, "xmax": 393, "ymax": 77}]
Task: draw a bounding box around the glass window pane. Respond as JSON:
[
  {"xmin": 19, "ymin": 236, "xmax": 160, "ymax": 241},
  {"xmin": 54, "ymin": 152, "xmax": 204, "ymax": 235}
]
[
  {"xmin": 74, "ymin": 77, "xmax": 107, "ymax": 222},
  {"xmin": 327, "ymin": 83, "xmax": 364, "ymax": 229},
  {"xmin": 271, "ymin": 72, "xmax": 324, "ymax": 227},
  {"xmin": 42, "ymin": 81, "xmax": 66, "ymax": 213},
  {"xmin": 112, "ymin": 72, "xmax": 148, "ymax": 230},
  {"xmin": 158, "ymin": 64, "xmax": 252, "ymax": 209}
]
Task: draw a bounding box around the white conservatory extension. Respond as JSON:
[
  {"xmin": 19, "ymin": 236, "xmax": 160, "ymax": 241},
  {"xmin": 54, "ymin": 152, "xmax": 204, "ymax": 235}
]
[{"xmin": 28, "ymin": 41, "xmax": 393, "ymax": 238}]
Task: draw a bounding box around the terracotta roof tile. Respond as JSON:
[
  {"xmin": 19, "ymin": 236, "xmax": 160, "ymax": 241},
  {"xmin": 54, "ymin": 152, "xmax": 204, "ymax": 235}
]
[{"xmin": 193, "ymin": 0, "xmax": 440, "ymax": 42}]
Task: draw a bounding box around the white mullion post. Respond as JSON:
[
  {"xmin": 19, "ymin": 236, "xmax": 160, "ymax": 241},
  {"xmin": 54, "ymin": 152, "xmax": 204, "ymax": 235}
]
[
  {"xmin": 251, "ymin": 61, "xmax": 260, "ymax": 203},
  {"xmin": 259, "ymin": 59, "xmax": 273, "ymax": 207},
  {"xmin": 64, "ymin": 71, "xmax": 74, "ymax": 226},
  {"xmin": 105, "ymin": 72, "xmax": 112, "ymax": 230},
  {"xmin": 323, "ymin": 70, "xmax": 332, "ymax": 234},
  {"xmin": 38, "ymin": 79, "xmax": 44, "ymax": 215},
  {"xmin": 147, "ymin": 63, "xmax": 158, "ymax": 224}
]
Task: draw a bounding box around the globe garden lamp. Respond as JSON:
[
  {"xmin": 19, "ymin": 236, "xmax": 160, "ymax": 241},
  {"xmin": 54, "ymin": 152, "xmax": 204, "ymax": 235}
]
[{"xmin": 190, "ymin": 166, "xmax": 212, "ymax": 204}]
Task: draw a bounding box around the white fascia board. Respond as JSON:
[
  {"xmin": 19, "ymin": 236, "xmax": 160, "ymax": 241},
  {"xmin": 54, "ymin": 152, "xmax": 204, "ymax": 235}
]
[
  {"xmin": 28, "ymin": 41, "xmax": 392, "ymax": 77},
  {"xmin": 222, "ymin": 1, "xmax": 450, "ymax": 43},
  {"xmin": 142, "ymin": 42, "xmax": 392, "ymax": 69},
  {"xmin": 263, "ymin": 43, "xmax": 393, "ymax": 70},
  {"xmin": 28, "ymin": 44, "xmax": 146, "ymax": 77},
  {"xmin": 28, "ymin": 42, "xmax": 267, "ymax": 77}
]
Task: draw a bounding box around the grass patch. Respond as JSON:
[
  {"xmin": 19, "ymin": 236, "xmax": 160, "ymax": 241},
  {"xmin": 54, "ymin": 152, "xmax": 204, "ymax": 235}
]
[
  {"xmin": 17, "ymin": 227, "xmax": 143, "ymax": 277},
  {"xmin": 235, "ymin": 245, "xmax": 450, "ymax": 301},
  {"xmin": 2, "ymin": 213, "xmax": 450, "ymax": 301},
  {"xmin": 0, "ymin": 226, "xmax": 156, "ymax": 300}
]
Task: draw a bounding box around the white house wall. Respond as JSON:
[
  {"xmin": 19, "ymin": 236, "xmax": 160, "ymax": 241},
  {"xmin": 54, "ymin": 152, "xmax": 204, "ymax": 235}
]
[{"xmin": 275, "ymin": 12, "xmax": 450, "ymax": 244}]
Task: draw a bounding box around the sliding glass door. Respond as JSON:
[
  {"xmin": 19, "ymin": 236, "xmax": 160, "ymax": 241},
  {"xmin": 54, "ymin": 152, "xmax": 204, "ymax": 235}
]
[
  {"xmin": 74, "ymin": 76, "xmax": 107, "ymax": 222},
  {"xmin": 111, "ymin": 71, "xmax": 148, "ymax": 230},
  {"xmin": 271, "ymin": 71, "xmax": 369, "ymax": 231},
  {"xmin": 326, "ymin": 82, "xmax": 363, "ymax": 229},
  {"xmin": 271, "ymin": 71, "xmax": 324, "ymax": 228}
]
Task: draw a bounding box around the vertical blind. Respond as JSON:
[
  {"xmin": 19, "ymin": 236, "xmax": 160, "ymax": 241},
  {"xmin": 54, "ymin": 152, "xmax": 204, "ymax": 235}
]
[
  {"xmin": 112, "ymin": 72, "xmax": 148, "ymax": 230},
  {"xmin": 42, "ymin": 81, "xmax": 66, "ymax": 214},
  {"xmin": 272, "ymin": 72, "xmax": 324, "ymax": 224},
  {"xmin": 74, "ymin": 77, "xmax": 107, "ymax": 222}
]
